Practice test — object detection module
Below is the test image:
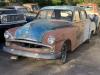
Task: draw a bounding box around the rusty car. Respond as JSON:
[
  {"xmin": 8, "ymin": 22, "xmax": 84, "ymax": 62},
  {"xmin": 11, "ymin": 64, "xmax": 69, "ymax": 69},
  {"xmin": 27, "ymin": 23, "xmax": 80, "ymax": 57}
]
[
  {"xmin": 3, "ymin": 6, "xmax": 95, "ymax": 64},
  {"xmin": 77, "ymin": 3, "xmax": 100, "ymax": 33}
]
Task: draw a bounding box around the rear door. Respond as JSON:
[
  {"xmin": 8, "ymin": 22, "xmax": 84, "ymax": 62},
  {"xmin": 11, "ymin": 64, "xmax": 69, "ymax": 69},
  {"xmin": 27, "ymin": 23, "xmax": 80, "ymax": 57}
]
[
  {"xmin": 73, "ymin": 10, "xmax": 84, "ymax": 45},
  {"xmin": 80, "ymin": 10, "xmax": 90, "ymax": 42}
]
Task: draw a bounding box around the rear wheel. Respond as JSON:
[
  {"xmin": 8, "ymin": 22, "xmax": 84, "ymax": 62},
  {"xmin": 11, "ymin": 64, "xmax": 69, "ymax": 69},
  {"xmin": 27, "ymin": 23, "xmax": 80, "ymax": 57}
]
[
  {"xmin": 95, "ymin": 22, "xmax": 100, "ymax": 35},
  {"xmin": 95, "ymin": 27, "xmax": 99, "ymax": 35}
]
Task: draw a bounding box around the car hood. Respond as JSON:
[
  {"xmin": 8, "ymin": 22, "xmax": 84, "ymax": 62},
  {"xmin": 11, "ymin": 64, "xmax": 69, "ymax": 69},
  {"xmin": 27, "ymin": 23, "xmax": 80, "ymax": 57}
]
[{"xmin": 15, "ymin": 19, "xmax": 72, "ymax": 42}]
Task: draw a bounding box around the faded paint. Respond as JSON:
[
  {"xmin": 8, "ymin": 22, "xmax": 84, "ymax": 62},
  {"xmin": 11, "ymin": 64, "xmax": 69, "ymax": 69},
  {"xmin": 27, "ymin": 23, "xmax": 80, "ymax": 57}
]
[{"xmin": 4, "ymin": 6, "xmax": 94, "ymax": 60}]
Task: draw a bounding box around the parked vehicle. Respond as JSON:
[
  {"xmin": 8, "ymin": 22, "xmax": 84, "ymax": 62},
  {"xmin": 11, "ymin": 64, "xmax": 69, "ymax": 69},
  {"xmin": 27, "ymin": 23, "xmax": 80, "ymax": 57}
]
[
  {"xmin": 4, "ymin": 6, "xmax": 95, "ymax": 64},
  {"xmin": 0, "ymin": 8, "xmax": 26, "ymax": 28},
  {"xmin": 23, "ymin": 3, "xmax": 40, "ymax": 14},
  {"xmin": 6, "ymin": 6, "xmax": 36, "ymax": 22},
  {"xmin": 0, "ymin": 8, "xmax": 26, "ymax": 43},
  {"xmin": 77, "ymin": 3, "xmax": 100, "ymax": 33}
]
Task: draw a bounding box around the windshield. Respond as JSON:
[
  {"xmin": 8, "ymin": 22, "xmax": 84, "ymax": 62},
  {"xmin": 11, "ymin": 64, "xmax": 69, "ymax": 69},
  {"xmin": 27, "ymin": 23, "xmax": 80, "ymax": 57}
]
[
  {"xmin": 17, "ymin": 8, "xmax": 29, "ymax": 13},
  {"xmin": 37, "ymin": 9, "xmax": 72, "ymax": 21}
]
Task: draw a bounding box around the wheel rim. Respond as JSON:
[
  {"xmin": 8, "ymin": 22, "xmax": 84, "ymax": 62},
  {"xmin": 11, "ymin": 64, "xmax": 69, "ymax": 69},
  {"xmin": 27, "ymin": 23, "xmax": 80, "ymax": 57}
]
[{"xmin": 61, "ymin": 43, "xmax": 68, "ymax": 63}]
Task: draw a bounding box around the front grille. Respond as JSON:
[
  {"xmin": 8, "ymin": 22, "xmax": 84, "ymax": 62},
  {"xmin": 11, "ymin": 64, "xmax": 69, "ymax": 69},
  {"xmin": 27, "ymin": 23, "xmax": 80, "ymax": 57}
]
[
  {"xmin": 7, "ymin": 41, "xmax": 49, "ymax": 49},
  {"xmin": 7, "ymin": 14, "xmax": 25, "ymax": 22},
  {"xmin": 16, "ymin": 42, "xmax": 47, "ymax": 48}
]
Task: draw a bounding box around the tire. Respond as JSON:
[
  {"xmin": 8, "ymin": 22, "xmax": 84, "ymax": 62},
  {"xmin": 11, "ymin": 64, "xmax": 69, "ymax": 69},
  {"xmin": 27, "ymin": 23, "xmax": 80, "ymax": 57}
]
[
  {"xmin": 95, "ymin": 22, "xmax": 100, "ymax": 35},
  {"xmin": 85, "ymin": 39, "xmax": 90, "ymax": 43},
  {"xmin": 59, "ymin": 42, "xmax": 68, "ymax": 64},
  {"xmin": 95, "ymin": 27, "xmax": 99, "ymax": 35}
]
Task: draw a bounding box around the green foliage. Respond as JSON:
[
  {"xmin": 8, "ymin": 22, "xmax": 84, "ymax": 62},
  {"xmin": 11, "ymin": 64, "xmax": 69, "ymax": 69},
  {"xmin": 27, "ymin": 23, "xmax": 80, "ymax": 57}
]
[
  {"xmin": 0, "ymin": 2, "xmax": 7, "ymax": 7},
  {"xmin": 51, "ymin": 0, "xmax": 61, "ymax": 5},
  {"xmin": 4, "ymin": 0, "xmax": 100, "ymax": 7}
]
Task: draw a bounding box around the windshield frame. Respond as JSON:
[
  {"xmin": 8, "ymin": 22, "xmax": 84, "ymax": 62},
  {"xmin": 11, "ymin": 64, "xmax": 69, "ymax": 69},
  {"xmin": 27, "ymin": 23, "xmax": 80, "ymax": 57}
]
[
  {"xmin": 36, "ymin": 9, "xmax": 73, "ymax": 21},
  {"xmin": 17, "ymin": 7, "xmax": 29, "ymax": 14}
]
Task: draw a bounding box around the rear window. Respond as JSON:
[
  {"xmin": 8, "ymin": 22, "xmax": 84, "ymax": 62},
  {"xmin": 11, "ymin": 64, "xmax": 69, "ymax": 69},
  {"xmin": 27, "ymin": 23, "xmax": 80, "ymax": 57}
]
[
  {"xmin": 32, "ymin": 5, "xmax": 39, "ymax": 10},
  {"xmin": 17, "ymin": 8, "xmax": 28, "ymax": 13}
]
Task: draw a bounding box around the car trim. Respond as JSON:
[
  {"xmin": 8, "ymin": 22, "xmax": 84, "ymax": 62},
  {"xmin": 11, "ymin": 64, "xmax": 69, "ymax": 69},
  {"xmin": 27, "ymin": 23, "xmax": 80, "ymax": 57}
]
[
  {"xmin": 3, "ymin": 47, "xmax": 60, "ymax": 59},
  {"xmin": 6, "ymin": 39, "xmax": 52, "ymax": 48},
  {"xmin": 0, "ymin": 20, "xmax": 27, "ymax": 26}
]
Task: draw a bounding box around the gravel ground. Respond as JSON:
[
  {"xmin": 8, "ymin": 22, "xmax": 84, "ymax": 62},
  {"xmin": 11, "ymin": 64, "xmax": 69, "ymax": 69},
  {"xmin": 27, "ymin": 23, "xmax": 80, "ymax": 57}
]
[{"xmin": 0, "ymin": 34, "xmax": 100, "ymax": 75}]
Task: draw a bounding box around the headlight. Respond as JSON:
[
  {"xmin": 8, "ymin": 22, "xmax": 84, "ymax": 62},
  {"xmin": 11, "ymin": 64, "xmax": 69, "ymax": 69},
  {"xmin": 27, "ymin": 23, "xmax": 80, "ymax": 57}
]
[
  {"xmin": 23, "ymin": 15, "xmax": 26, "ymax": 20},
  {"xmin": 4, "ymin": 31, "xmax": 14, "ymax": 39},
  {"xmin": 1, "ymin": 15, "xmax": 7, "ymax": 23},
  {"xmin": 4, "ymin": 31, "xmax": 10, "ymax": 39},
  {"xmin": 48, "ymin": 36, "xmax": 55, "ymax": 45}
]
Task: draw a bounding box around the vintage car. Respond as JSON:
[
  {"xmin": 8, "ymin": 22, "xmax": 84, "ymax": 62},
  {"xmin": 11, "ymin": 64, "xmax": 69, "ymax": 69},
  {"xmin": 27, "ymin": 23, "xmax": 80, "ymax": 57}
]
[
  {"xmin": 0, "ymin": 8, "xmax": 26, "ymax": 43},
  {"xmin": 0, "ymin": 8, "xmax": 26, "ymax": 28},
  {"xmin": 23, "ymin": 3, "xmax": 40, "ymax": 14},
  {"xmin": 6, "ymin": 6, "xmax": 36, "ymax": 22},
  {"xmin": 3, "ymin": 6, "xmax": 95, "ymax": 64},
  {"xmin": 77, "ymin": 3, "xmax": 100, "ymax": 33}
]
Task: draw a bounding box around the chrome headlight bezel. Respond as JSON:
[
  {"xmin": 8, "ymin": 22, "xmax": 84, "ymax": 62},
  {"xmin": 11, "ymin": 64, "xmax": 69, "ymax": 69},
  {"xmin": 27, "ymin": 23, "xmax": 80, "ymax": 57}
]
[
  {"xmin": 1, "ymin": 15, "xmax": 8, "ymax": 23},
  {"xmin": 47, "ymin": 35, "xmax": 55, "ymax": 45}
]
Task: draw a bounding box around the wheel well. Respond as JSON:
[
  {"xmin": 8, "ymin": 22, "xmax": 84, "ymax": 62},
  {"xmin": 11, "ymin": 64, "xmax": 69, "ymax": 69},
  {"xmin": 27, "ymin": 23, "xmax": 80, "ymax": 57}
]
[
  {"xmin": 91, "ymin": 30, "xmax": 94, "ymax": 33},
  {"xmin": 64, "ymin": 39, "xmax": 72, "ymax": 52}
]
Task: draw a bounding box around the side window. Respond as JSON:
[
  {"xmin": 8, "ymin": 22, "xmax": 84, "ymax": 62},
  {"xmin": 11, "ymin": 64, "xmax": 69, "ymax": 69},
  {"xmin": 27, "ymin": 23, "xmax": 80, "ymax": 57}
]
[
  {"xmin": 51, "ymin": 10, "xmax": 72, "ymax": 21},
  {"xmin": 80, "ymin": 10, "xmax": 87, "ymax": 20},
  {"xmin": 60, "ymin": 10, "xmax": 72, "ymax": 21},
  {"xmin": 73, "ymin": 11, "xmax": 80, "ymax": 22}
]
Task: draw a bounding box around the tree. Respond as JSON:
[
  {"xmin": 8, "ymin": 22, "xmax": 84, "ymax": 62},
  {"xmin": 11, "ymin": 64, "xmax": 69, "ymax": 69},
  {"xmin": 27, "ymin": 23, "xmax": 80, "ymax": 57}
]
[{"xmin": 51, "ymin": 0, "xmax": 61, "ymax": 5}]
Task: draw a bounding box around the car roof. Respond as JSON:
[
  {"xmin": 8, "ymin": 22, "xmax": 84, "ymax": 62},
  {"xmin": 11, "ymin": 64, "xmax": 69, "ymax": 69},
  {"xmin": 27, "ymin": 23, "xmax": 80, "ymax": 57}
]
[
  {"xmin": 78, "ymin": 3, "xmax": 97, "ymax": 6},
  {"xmin": 41, "ymin": 6, "xmax": 84, "ymax": 11}
]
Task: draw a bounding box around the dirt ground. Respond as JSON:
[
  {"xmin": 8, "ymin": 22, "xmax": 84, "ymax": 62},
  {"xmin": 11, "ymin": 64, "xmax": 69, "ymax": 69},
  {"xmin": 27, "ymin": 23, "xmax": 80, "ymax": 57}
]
[{"xmin": 0, "ymin": 34, "xmax": 100, "ymax": 75}]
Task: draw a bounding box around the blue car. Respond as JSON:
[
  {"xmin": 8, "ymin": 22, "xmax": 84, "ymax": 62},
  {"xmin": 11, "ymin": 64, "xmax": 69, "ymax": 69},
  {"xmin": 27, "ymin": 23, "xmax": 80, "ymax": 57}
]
[{"xmin": 3, "ymin": 6, "xmax": 94, "ymax": 64}]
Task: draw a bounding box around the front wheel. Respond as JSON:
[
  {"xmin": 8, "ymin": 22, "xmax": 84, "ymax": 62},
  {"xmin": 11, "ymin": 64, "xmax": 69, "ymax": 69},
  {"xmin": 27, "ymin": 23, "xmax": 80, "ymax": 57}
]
[{"xmin": 60, "ymin": 42, "xmax": 68, "ymax": 64}]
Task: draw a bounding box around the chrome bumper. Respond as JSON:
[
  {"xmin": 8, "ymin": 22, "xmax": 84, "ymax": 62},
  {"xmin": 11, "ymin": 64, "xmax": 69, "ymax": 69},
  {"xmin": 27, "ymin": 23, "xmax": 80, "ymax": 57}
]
[
  {"xmin": 3, "ymin": 47, "xmax": 60, "ymax": 59},
  {"xmin": 0, "ymin": 20, "xmax": 26, "ymax": 26}
]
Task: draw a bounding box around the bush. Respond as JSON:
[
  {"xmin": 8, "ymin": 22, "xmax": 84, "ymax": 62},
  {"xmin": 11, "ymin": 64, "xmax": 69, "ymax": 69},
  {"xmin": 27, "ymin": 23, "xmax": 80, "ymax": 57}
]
[{"xmin": 0, "ymin": 2, "xmax": 7, "ymax": 7}]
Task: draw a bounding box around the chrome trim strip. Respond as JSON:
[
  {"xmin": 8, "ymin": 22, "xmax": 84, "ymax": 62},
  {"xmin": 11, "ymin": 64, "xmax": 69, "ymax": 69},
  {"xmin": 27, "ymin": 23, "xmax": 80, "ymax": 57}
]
[
  {"xmin": 0, "ymin": 13, "xmax": 24, "ymax": 16},
  {"xmin": 0, "ymin": 20, "xmax": 27, "ymax": 26}
]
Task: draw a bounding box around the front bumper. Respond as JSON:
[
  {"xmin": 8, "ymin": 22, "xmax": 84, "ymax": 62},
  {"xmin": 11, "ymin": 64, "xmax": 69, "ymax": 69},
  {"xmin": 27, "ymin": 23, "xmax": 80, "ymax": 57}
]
[{"xmin": 3, "ymin": 47, "xmax": 60, "ymax": 59}]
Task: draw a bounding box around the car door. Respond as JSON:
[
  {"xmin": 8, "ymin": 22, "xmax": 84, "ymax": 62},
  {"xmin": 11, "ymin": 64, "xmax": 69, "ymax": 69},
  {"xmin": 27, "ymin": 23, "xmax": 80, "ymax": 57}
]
[
  {"xmin": 73, "ymin": 10, "xmax": 84, "ymax": 45},
  {"xmin": 80, "ymin": 10, "xmax": 90, "ymax": 42}
]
